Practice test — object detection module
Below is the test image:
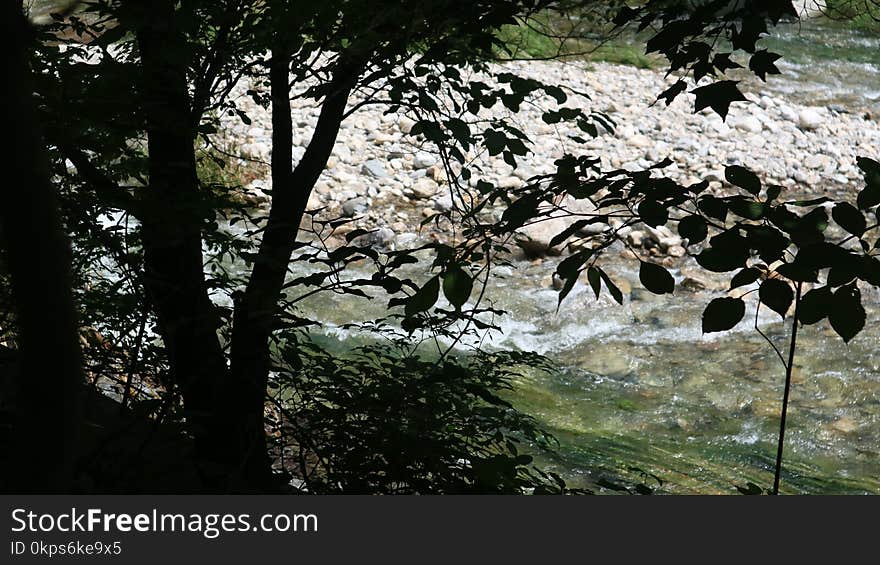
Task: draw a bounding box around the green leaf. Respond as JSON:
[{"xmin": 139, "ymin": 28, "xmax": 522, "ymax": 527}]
[
  {"xmin": 832, "ymin": 202, "xmax": 866, "ymax": 236},
  {"xmin": 678, "ymin": 215, "xmax": 708, "ymax": 244},
  {"xmin": 736, "ymin": 482, "xmax": 766, "ymax": 495},
  {"xmin": 829, "ymin": 283, "xmax": 865, "ymax": 343},
  {"xmin": 442, "ymin": 267, "xmax": 473, "ymax": 310},
  {"xmin": 639, "ymin": 261, "xmax": 674, "ymax": 294},
  {"xmin": 730, "ymin": 267, "xmax": 761, "ymax": 290},
  {"xmin": 405, "ymin": 275, "xmax": 440, "ymax": 318},
  {"xmin": 858, "ymin": 156, "xmax": 880, "ymax": 188},
  {"xmin": 702, "ymin": 297, "xmax": 746, "ymax": 333},
  {"xmin": 765, "ymin": 185, "xmax": 783, "ymax": 202},
  {"xmin": 775, "ymin": 262, "xmax": 818, "ymax": 283},
  {"xmin": 483, "ymin": 129, "xmax": 506, "ymax": 156},
  {"xmin": 725, "ymin": 165, "xmax": 761, "ymax": 196},
  {"xmin": 857, "ymin": 184, "xmax": 880, "ymax": 211},
  {"xmin": 860, "ymin": 256, "xmax": 880, "ymax": 286},
  {"xmin": 798, "ymin": 286, "xmax": 833, "ymax": 325},
  {"xmin": 759, "ymin": 278, "xmax": 793, "ymax": 318}
]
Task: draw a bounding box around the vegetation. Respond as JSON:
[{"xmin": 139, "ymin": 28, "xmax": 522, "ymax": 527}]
[
  {"xmin": 2, "ymin": 0, "xmax": 875, "ymax": 494},
  {"xmin": 822, "ymin": 0, "xmax": 880, "ymax": 31}
]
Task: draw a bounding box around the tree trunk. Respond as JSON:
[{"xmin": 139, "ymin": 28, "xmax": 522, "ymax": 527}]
[
  {"xmin": 228, "ymin": 42, "xmax": 360, "ymax": 484},
  {"xmin": 134, "ymin": 1, "xmax": 252, "ymax": 491},
  {"xmin": 1, "ymin": 3, "xmax": 83, "ymax": 493}
]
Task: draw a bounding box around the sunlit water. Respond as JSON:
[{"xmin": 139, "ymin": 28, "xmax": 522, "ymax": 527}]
[
  {"xmin": 293, "ymin": 252, "xmax": 880, "ymax": 494},
  {"xmin": 752, "ymin": 20, "xmax": 879, "ymax": 114}
]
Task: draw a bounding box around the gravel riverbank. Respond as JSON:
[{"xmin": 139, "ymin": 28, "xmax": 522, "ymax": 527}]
[{"xmin": 217, "ymin": 59, "xmax": 880, "ymax": 261}]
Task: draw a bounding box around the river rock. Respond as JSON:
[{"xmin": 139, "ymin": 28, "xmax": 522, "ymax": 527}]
[
  {"xmin": 398, "ymin": 116, "xmax": 415, "ymax": 134},
  {"xmin": 731, "ymin": 115, "xmax": 763, "ymax": 134},
  {"xmin": 371, "ymin": 227, "xmax": 396, "ymax": 246},
  {"xmin": 798, "ymin": 108, "xmax": 823, "ymax": 130},
  {"xmin": 413, "ymin": 151, "xmax": 436, "ymax": 169},
  {"xmin": 627, "ymin": 230, "xmax": 645, "ymax": 247},
  {"xmin": 361, "ymin": 159, "xmax": 388, "ymax": 178},
  {"xmin": 627, "ymin": 134, "xmax": 651, "ymax": 148},
  {"xmin": 498, "ymin": 176, "xmax": 523, "ymax": 189},
  {"xmin": 411, "ymin": 177, "xmax": 439, "ymax": 199},
  {"xmin": 432, "ymin": 194, "xmax": 454, "ymax": 212},
  {"xmin": 342, "ymin": 197, "xmax": 369, "ymax": 217},
  {"xmin": 517, "ymin": 216, "xmax": 569, "ymax": 256}
]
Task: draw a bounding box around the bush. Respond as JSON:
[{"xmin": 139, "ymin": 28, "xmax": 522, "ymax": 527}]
[{"xmin": 270, "ymin": 338, "xmax": 581, "ymax": 494}]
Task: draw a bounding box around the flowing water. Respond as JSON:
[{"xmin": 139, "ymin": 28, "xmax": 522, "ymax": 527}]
[
  {"xmin": 296, "ymin": 253, "xmax": 880, "ymax": 494},
  {"xmin": 757, "ymin": 19, "xmax": 880, "ymax": 114}
]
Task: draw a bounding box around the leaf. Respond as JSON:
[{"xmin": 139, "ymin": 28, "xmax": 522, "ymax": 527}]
[
  {"xmin": 656, "ymin": 80, "xmax": 687, "ymax": 106},
  {"xmin": 858, "ymin": 156, "xmax": 880, "ymax": 187},
  {"xmin": 678, "ymin": 215, "xmax": 708, "ymax": 244},
  {"xmin": 736, "ymin": 482, "xmax": 765, "ymax": 495},
  {"xmin": 759, "ymin": 278, "xmax": 793, "ymax": 318},
  {"xmin": 698, "ymin": 195, "xmax": 728, "ymax": 222},
  {"xmin": 598, "ymin": 268, "xmax": 624, "ymax": 305},
  {"xmin": 639, "ymin": 261, "xmax": 674, "ymax": 294},
  {"xmin": 730, "ymin": 267, "xmax": 761, "ymax": 290},
  {"xmin": 798, "ymin": 286, "xmax": 833, "ymax": 325},
  {"xmin": 587, "ymin": 266, "xmax": 601, "ymax": 299},
  {"xmin": 404, "ymin": 275, "xmax": 440, "ymax": 318},
  {"xmin": 832, "ymin": 202, "xmax": 866, "ymax": 236},
  {"xmin": 442, "ymin": 267, "xmax": 473, "ymax": 310},
  {"xmin": 856, "ymin": 184, "xmax": 880, "ymax": 211},
  {"xmin": 727, "ymin": 197, "xmax": 765, "ymax": 220},
  {"xmin": 749, "ymin": 50, "xmax": 782, "ymax": 81},
  {"xmin": 829, "ymin": 283, "xmax": 865, "ymax": 343},
  {"xmin": 775, "ymin": 262, "xmax": 818, "ymax": 283},
  {"xmin": 695, "ymin": 247, "xmax": 748, "ymax": 273},
  {"xmin": 638, "ymin": 199, "xmax": 668, "ymax": 228},
  {"xmin": 691, "ymin": 80, "xmax": 748, "ymax": 120},
  {"xmin": 725, "ymin": 165, "xmax": 761, "ymax": 196},
  {"xmin": 702, "ymin": 297, "xmax": 746, "ymax": 333},
  {"xmin": 765, "ymin": 185, "xmax": 783, "ymax": 202},
  {"xmin": 483, "ymin": 129, "xmax": 506, "ymax": 156}
]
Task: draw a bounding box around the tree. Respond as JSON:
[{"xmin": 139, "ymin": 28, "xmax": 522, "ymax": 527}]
[{"xmin": 1, "ymin": 1, "xmax": 84, "ymax": 492}]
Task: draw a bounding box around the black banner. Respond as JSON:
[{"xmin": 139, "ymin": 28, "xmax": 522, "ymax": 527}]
[{"xmin": 0, "ymin": 495, "xmax": 874, "ymax": 563}]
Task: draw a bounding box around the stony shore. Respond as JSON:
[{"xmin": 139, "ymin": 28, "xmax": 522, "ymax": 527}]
[{"xmin": 216, "ymin": 59, "xmax": 880, "ymax": 267}]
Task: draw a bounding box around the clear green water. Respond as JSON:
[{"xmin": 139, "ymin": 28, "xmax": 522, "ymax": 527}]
[
  {"xmin": 292, "ymin": 253, "xmax": 880, "ymax": 494},
  {"xmin": 756, "ymin": 19, "xmax": 879, "ymax": 113}
]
